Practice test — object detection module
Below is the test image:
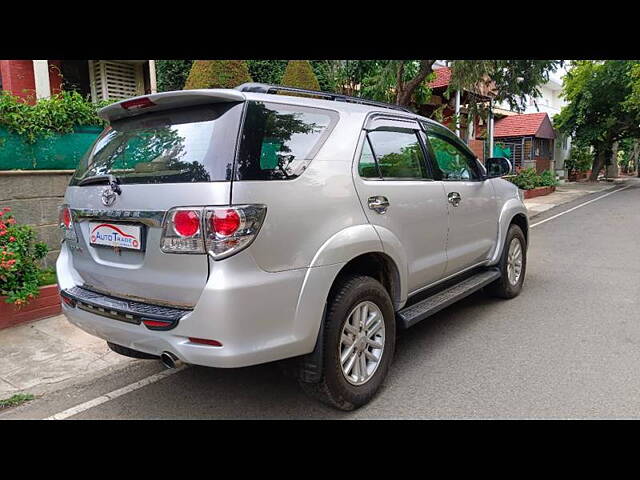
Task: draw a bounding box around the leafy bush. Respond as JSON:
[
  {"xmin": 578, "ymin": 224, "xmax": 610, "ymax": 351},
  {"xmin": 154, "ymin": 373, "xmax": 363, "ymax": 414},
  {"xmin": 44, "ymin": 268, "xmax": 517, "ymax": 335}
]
[
  {"xmin": 156, "ymin": 60, "xmax": 193, "ymax": 92},
  {"xmin": 0, "ymin": 208, "xmax": 49, "ymax": 305},
  {"xmin": 281, "ymin": 60, "xmax": 321, "ymax": 91},
  {"xmin": 37, "ymin": 267, "xmax": 57, "ymax": 287},
  {"xmin": 509, "ymin": 168, "xmax": 540, "ymax": 190},
  {"xmin": 183, "ymin": 60, "xmax": 253, "ymax": 90},
  {"xmin": 508, "ymin": 168, "xmax": 558, "ymax": 190},
  {"xmin": 247, "ymin": 60, "xmax": 288, "ymax": 84},
  {"xmin": 538, "ymin": 170, "xmax": 559, "ymax": 187},
  {"xmin": 0, "ymin": 90, "xmax": 110, "ymax": 143},
  {"xmin": 564, "ymin": 145, "xmax": 592, "ymax": 173}
]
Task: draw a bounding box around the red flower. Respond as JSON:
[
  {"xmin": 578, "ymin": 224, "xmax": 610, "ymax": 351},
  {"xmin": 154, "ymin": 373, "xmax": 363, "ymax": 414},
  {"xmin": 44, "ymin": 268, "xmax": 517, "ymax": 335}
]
[
  {"xmin": 8, "ymin": 236, "xmax": 16, "ymax": 242},
  {"xmin": 6, "ymin": 218, "xmax": 15, "ymax": 225},
  {"xmin": 3, "ymin": 207, "xmax": 11, "ymax": 212}
]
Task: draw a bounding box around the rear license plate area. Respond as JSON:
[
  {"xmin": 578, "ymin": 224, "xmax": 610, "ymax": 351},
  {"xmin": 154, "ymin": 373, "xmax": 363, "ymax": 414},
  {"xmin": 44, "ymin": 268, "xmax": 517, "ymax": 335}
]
[{"xmin": 89, "ymin": 222, "xmax": 144, "ymax": 251}]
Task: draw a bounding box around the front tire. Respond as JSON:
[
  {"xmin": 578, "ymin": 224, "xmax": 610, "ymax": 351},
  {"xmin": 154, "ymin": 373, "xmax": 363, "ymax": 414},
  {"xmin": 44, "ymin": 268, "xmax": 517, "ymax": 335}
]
[
  {"xmin": 299, "ymin": 275, "xmax": 396, "ymax": 411},
  {"xmin": 485, "ymin": 224, "xmax": 527, "ymax": 299}
]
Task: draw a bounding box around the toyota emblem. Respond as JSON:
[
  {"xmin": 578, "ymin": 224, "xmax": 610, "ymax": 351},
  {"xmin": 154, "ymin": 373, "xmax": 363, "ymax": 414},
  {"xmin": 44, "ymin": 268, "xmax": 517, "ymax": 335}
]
[{"xmin": 101, "ymin": 186, "xmax": 118, "ymax": 207}]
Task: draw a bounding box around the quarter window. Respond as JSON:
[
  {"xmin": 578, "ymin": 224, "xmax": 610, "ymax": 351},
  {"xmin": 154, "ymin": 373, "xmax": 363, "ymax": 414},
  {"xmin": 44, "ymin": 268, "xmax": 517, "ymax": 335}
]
[
  {"xmin": 367, "ymin": 130, "xmax": 429, "ymax": 180},
  {"xmin": 235, "ymin": 101, "xmax": 337, "ymax": 181},
  {"xmin": 358, "ymin": 138, "xmax": 379, "ymax": 179}
]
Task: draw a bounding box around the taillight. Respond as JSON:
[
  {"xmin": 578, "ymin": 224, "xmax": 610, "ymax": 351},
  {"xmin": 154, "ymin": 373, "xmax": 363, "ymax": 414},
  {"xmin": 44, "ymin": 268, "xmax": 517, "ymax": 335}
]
[
  {"xmin": 59, "ymin": 205, "xmax": 72, "ymax": 229},
  {"xmin": 210, "ymin": 209, "xmax": 241, "ymax": 237},
  {"xmin": 204, "ymin": 205, "xmax": 266, "ymax": 260},
  {"xmin": 173, "ymin": 210, "xmax": 200, "ymax": 237},
  {"xmin": 160, "ymin": 205, "xmax": 266, "ymax": 259},
  {"xmin": 58, "ymin": 204, "xmax": 77, "ymax": 242},
  {"xmin": 160, "ymin": 208, "xmax": 204, "ymax": 254}
]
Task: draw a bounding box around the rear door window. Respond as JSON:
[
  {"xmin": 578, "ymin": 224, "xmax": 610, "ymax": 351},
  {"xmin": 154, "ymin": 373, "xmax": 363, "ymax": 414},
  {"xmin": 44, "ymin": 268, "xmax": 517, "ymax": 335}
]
[
  {"xmin": 366, "ymin": 130, "xmax": 430, "ymax": 180},
  {"xmin": 235, "ymin": 101, "xmax": 338, "ymax": 181},
  {"xmin": 70, "ymin": 103, "xmax": 243, "ymax": 185}
]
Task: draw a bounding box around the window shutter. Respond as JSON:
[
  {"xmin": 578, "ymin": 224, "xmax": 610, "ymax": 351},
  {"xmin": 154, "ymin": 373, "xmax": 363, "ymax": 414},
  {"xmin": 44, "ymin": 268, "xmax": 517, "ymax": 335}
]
[{"xmin": 90, "ymin": 60, "xmax": 144, "ymax": 101}]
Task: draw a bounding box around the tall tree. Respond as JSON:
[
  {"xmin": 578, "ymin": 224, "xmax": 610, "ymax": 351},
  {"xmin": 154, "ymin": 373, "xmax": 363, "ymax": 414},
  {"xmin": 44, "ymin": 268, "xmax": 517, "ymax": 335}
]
[
  {"xmin": 360, "ymin": 60, "xmax": 436, "ymax": 107},
  {"xmin": 555, "ymin": 60, "xmax": 640, "ymax": 181},
  {"xmin": 155, "ymin": 60, "xmax": 193, "ymax": 92},
  {"xmin": 449, "ymin": 60, "xmax": 562, "ymax": 113}
]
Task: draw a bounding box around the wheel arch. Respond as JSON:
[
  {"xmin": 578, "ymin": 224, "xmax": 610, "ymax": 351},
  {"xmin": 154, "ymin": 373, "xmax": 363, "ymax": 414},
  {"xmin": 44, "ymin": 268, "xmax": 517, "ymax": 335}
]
[{"xmin": 489, "ymin": 200, "xmax": 529, "ymax": 265}]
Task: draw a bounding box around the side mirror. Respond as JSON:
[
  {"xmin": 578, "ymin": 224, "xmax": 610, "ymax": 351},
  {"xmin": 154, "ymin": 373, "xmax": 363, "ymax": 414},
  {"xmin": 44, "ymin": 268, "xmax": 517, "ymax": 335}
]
[{"xmin": 485, "ymin": 157, "xmax": 513, "ymax": 178}]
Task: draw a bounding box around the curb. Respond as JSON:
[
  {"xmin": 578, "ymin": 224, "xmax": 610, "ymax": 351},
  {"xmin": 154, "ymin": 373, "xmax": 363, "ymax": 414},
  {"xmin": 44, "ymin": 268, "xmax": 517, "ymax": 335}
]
[{"xmin": 526, "ymin": 180, "xmax": 629, "ymax": 219}]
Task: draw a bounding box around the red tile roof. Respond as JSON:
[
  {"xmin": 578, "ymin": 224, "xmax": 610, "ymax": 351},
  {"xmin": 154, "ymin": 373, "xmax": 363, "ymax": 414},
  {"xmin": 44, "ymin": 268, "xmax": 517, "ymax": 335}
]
[
  {"xmin": 493, "ymin": 112, "xmax": 555, "ymax": 139},
  {"xmin": 428, "ymin": 67, "xmax": 451, "ymax": 89}
]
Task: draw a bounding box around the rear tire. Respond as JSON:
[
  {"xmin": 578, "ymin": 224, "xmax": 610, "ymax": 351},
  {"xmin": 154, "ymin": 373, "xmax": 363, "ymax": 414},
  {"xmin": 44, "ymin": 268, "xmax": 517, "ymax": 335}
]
[
  {"xmin": 299, "ymin": 275, "xmax": 395, "ymax": 411},
  {"xmin": 107, "ymin": 341, "xmax": 159, "ymax": 360},
  {"xmin": 485, "ymin": 224, "xmax": 527, "ymax": 299}
]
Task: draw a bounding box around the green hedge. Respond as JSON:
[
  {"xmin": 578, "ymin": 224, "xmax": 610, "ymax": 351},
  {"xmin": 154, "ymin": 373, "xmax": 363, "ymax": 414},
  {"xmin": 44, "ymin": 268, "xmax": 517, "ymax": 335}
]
[
  {"xmin": 508, "ymin": 168, "xmax": 558, "ymax": 190},
  {"xmin": 0, "ymin": 90, "xmax": 106, "ymax": 170},
  {"xmin": 0, "ymin": 125, "xmax": 102, "ymax": 170}
]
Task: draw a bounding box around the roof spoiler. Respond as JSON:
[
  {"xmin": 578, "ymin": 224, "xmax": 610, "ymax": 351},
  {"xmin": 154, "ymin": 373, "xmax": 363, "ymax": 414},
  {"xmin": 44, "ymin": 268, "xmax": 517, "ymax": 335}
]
[
  {"xmin": 98, "ymin": 89, "xmax": 246, "ymax": 122},
  {"xmin": 235, "ymin": 83, "xmax": 413, "ymax": 113}
]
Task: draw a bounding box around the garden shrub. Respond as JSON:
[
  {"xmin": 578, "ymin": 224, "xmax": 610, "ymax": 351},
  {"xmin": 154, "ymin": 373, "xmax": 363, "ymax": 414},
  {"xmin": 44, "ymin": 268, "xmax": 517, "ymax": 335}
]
[
  {"xmin": 538, "ymin": 170, "xmax": 558, "ymax": 187},
  {"xmin": 509, "ymin": 167, "xmax": 539, "ymax": 190},
  {"xmin": 0, "ymin": 90, "xmax": 109, "ymax": 144},
  {"xmin": 156, "ymin": 60, "xmax": 193, "ymax": 92},
  {"xmin": 564, "ymin": 145, "xmax": 592, "ymax": 173},
  {"xmin": 0, "ymin": 208, "xmax": 48, "ymax": 305},
  {"xmin": 281, "ymin": 60, "xmax": 321, "ymax": 91},
  {"xmin": 509, "ymin": 168, "xmax": 558, "ymax": 189},
  {"xmin": 247, "ymin": 60, "xmax": 288, "ymax": 85},
  {"xmin": 183, "ymin": 60, "xmax": 253, "ymax": 90}
]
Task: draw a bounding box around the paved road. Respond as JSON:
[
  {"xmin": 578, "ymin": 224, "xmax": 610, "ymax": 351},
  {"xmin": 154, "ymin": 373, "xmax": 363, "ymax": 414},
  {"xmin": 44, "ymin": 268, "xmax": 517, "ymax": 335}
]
[{"xmin": 4, "ymin": 180, "xmax": 640, "ymax": 419}]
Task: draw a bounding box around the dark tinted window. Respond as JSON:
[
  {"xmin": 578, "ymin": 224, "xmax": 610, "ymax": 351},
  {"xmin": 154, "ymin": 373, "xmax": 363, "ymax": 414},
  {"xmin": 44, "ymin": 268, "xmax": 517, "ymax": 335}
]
[
  {"xmin": 70, "ymin": 104, "xmax": 242, "ymax": 185},
  {"xmin": 367, "ymin": 130, "xmax": 428, "ymax": 179},
  {"xmin": 235, "ymin": 101, "xmax": 337, "ymax": 181}
]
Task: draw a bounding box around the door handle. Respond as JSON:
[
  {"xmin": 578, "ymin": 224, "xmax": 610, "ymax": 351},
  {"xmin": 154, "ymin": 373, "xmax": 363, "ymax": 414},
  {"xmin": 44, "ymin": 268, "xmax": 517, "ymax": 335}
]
[
  {"xmin": 448, "ymin": 191, "xmax": 462, "ymax": 207},
  {"xmin": 368, "ymin": 195, "xmax": 390, "ymax": 214}
]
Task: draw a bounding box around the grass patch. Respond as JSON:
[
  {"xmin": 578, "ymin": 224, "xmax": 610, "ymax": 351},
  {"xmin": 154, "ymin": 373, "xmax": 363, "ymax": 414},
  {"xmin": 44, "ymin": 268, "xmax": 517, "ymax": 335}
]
[
  {"xmin": 37, "ymin": 267, "xmax": 57, "ymax": 287},
  {"xmin": 0, "ymin": 393, "xmax": 35, "ymax": 410}
]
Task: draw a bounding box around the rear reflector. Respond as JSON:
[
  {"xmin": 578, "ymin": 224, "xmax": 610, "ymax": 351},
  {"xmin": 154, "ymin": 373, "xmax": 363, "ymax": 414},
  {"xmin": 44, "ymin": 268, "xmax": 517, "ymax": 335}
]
[
  {"xmin": 120, "ymin": 97, "xmax": 156, "ymax": 110},
  {"xmin": 61, "ymin": 295, "xmax": 76, "ymax": 307},
  {"xmin": 142, "ymin": 319, "xmax": 173, "ymax": 328},
  {"xmin": 188, "ymin": 337, "xmax": 223, "ymax": 347}
]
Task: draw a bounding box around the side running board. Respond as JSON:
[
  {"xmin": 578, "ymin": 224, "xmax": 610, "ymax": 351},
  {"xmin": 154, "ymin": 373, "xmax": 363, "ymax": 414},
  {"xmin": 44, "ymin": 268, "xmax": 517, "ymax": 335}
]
[{"xmin": 397, "ymin": 269, "xmax": 501, "ymax": 329}]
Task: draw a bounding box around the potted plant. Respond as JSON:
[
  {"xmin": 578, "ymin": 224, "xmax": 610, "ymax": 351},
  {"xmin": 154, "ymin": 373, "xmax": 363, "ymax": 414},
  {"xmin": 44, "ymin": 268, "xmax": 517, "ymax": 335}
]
[{"xmin": 0, "ymin": 208, "xmax": 60, "ymax": 330}]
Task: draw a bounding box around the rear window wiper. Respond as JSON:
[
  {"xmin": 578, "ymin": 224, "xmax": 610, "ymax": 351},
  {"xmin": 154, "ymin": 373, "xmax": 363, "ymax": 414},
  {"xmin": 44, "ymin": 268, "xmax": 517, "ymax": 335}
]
[{"xmin": 77, "ymin": 174, "xmax": 122, "ymax": 194}]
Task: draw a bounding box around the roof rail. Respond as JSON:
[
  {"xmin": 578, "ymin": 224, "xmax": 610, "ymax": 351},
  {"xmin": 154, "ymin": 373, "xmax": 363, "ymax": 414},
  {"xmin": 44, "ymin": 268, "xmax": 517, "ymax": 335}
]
[{"xmin": 235, "ymin": 83, "xmax": 413, "ymax": 113}]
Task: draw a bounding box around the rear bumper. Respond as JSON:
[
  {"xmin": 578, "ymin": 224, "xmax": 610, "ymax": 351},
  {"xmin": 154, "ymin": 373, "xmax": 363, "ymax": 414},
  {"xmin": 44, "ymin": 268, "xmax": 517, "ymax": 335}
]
[{"xmin": 57, "ymin": 243, "xmax": 343, "ymax": 368}]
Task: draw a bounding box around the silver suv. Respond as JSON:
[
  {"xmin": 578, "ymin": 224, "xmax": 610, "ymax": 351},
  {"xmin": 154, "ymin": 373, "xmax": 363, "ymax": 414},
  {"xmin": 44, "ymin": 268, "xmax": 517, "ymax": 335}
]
[{"xmin": 57, "ymin": 83, "xmax": 528, "ymax": 410}]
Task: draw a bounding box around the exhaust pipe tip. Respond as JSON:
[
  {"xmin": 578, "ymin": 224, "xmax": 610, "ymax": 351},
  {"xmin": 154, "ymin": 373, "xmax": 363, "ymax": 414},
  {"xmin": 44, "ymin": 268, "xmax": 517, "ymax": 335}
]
[{"xmin": 160, "ymin": 351, "xmax": 183, "ymax": 369}]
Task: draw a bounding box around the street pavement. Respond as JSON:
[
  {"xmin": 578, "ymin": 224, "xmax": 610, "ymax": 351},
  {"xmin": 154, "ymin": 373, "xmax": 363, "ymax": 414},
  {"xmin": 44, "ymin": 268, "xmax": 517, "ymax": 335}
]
[{"xmin": 2, "ymin": 179, "xmax": 639, "ymax": 419}]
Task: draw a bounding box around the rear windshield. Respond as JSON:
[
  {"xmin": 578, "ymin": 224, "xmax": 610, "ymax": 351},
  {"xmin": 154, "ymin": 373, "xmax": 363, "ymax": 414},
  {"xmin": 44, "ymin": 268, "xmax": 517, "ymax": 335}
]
[
  {"xmin": 70, "ymin": 103, "xmax": 243, "ymax": 185},
  {"xmin": 235, "ymin": 101, "xmax": 338, "ymax": 180}
]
